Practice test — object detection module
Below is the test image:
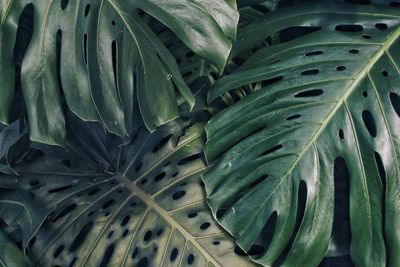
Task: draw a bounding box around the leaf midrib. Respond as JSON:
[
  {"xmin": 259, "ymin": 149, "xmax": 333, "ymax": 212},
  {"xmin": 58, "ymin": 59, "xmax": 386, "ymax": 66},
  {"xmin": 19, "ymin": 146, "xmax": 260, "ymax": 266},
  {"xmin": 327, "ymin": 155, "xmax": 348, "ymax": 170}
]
[
  {"xmin": 117, "ymin": 175, "xmax": 222, "ymax": 267},
  {"xmin": 283, "ymin": 25, "xmax": 400, "ymax": 185},
  {"xmin": 237, "ymin": 25, "xmax": 400, "ymax": 239}
]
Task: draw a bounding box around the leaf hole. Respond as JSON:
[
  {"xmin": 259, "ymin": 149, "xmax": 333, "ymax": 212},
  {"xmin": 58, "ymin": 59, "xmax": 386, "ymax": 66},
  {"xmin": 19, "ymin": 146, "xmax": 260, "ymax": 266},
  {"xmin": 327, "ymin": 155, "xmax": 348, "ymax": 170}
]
[
  {"xmin": 49, "ymin": 184, "xmax": 73, "ymax": 193},
  {"xmin": 172, "ymin": 190, "xmax": 186, "ymax": 200},
  {"xmin": 335, "ymin": 24, "xmax": 363, "ymax": 32},
  {"xmin": 286, "ymin": 114, "xmax": 301, "ymax": 121},
  {"xmin": 301, "ymin": 69, "xmax": 319, "ymax": 75},
  {"xmin": 122, "ymin": 229, "xmax": 129, "ymax": 237},
  {"xmin": 349, "ymin": 49, "xmax": 359, "ymax": 54},
  {"xmin": 362, "ymin": 34, "xmax": 372, "ymax": 39},
  {"xmin": 170, "ymin": 248, "xmax": 178, "ymax": 261},
  {"xmin": 363, "ymin": 91, "xmax": 368, "ymax": 97},
  {"xmin": 200, "ymin": 222, "xmax": 211, "ymax": 230},
  {"xmin": 339, "ymin": 129, "xmax": 344, "ymax": 140},
  {"xmin": 187, "ymin": 212, "xmax": 198, "ymax": 218},
  {"xmin": 83, "ymin": 33, "xmax": 88, "ymax": 65},
  {"xmin": 84, "ymin": 4, "xmax": 90, "ymax": 17},
  {"xmin": 121, "ymin": 215, "xmax": 131, "ymax": 227},
  {"xmin": 305, "ymin": 51, "xmax": 323, "ymax": 56},
  {"xmin": 295, "ymin": 89, "xmax": 323, "ymax": 98},
  {"xmin": 362, "ymin": 110, "xmax": 377, "ymax": 137},
  {"xmin": 69, "ymin": 220, "xmax": 94, "ymax": 252},
  {"xmin": 375, "ymin": 23, "xmax": 388, "ymax": 30},
  {"xmin": 143, "ymin": 231, "xmax": 152, "ymax": 242},
  {"xmin": 389, "ymin": 92, "xmax": 400, "ymax": 117},
  {"xmin": 61, "ymin": 0, "xmax": 69, "ymax": 9},
  {"xmin": 154, "ymin": 172, "xmax": 166, "ymax": 182},
  {"xmin": 374, "ymin": 151, "xmax": 386, "ymax": 187},
  {"xmin": 382, "ymin": 70, "xmax": 389, "ymax": 77},
  {"xmin": 99, "ymin": 243, "xmax": 115, "ymax": 267},
  {"xmin": 107, "ymin": 231, "xmax": 114, "ymax": 239},
  {"xmin": 52, "ymin": 204, "xmax": 77, "ymax": 223},
  {"xmin": 187, "ymin": 254, "xmax": 195, "ymax": 265},
  {"xmin": 336, "ymin": 66, "xmax": 346, "ymax": 71},
  {"xmin": 111, "ymin": 41, "xmax": 118, "ymax": 88},
  {"xmin": 53, "ymin": 244, "xmax": 65, "ymax": 258},
  {"xmin": 131, "ymin": 247, "xmax": 139, "ymax": 259}
]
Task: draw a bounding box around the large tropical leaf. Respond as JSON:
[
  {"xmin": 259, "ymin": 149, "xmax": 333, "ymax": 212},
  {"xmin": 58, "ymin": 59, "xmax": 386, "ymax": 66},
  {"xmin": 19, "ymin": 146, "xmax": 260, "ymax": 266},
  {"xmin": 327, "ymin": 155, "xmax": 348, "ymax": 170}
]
[
  {"xmin": 0, "ymin": 117, "xmax": 256, "ymax": 267},
  {"xmin": 204, "ymin": 2, "xmax": 400, "ymax": 266},
  {"xmin": 0, "ymin": 0, "xmax": 238, "ymax": 145}
]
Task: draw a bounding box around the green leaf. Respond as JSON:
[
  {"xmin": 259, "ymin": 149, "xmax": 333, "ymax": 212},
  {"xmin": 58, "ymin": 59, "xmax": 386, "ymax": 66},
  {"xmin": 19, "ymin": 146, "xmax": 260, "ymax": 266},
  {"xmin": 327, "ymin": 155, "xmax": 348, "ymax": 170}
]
[
  {"xmin": 0, "ymin": 0, "xmax": 238, "ymax": 145},
  {"xmin": 0, "ymin": 120, "xmax": 256, "ymax": 266},
  {"xmin": 0, "ymin": 191, "xmax": 49, "ymax": 249},
  {"xmin": 0, "ymin": 231, "xmax": 31, "ymax": 267},
  {"xmin": 204, "ymin": 2, "xmax": 400, "ymax": 266},
  {"xmin": 0, "ymin": 121, "xmax": 30, "ymax": 175},
  {"xmin": 134, "ymin": 0, "xmax": 239, "ymax": 72}
]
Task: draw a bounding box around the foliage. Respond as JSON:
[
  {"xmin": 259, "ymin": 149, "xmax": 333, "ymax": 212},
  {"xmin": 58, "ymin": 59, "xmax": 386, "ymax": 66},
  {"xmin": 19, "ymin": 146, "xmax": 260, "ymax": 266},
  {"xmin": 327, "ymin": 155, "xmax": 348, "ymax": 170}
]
[{"xmin": 1, "ymin": 0, "xmax": 400, "ymax": 267}]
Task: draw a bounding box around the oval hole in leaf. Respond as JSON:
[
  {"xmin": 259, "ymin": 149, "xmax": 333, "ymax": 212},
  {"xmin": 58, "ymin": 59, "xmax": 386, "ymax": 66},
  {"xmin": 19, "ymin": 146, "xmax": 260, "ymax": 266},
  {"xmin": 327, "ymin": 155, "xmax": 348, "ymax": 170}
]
[
  {"xmin": 305, "ymin": 51, "xmax": 323, "ymax": 56},
  {"xmin": 389, "ymin": 92, "xmax": 400, "ymax": 117},
  {"xmin": 301, "ymin": 69, "xmax": 319, "ymax": 76},
  {"xmin": 362, "ymin": 110, "xmax": 377, "ymax": 137},
  {"xmin": 69, "ymin": 220, "xmax": 94, "ymax": 252},
  {"xmin": 374, "ymin": 151, "xmax": 386, "ymax": 187},
  {"xmin": 99, "ymin": 243, "xmax": 115, "ymax": 267},
  {"xmin": 295, "ymin": 89, "xmax": 323, "ymax": 98},
  {"xmin": 170, "ymin": 248, "xmax": 178, "ymax": 261},
  {"xmin": 335, "ymin": 24, "xmax": 363, "ymax": 32}
]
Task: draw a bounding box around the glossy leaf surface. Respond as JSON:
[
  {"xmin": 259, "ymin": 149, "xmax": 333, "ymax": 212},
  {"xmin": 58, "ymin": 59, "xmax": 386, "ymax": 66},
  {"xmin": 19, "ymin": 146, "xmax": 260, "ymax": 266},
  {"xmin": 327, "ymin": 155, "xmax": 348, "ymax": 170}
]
[
  {"xmin": 0, "ymin": 0, "xmax": 238, "ymax": 145},
  {"xmin": 0, "ymin": 118, "xmax": 256, "ymax": 267},
  {"xmin": 204, "ymin": 2, "xmax": 400, "ymax": 266}
]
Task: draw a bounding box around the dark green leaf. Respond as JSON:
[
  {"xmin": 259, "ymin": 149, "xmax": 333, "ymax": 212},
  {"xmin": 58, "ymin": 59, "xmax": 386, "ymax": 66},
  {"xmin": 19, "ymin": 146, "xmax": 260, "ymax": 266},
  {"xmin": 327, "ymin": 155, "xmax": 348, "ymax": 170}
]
[
  {"xmin": 204, "ymin": 2, "xmax": 400, "ymax": 266},
  {"xmin": 0, "ymin": 120, "xmax": 256, "ymax": 266},
  {"xmin": 0, "ymin": 230, "xmax": 31, "ymax": 267},
  {"xmin": 0, "ymin": 0, "xmax": 238, "ymax": 145}
]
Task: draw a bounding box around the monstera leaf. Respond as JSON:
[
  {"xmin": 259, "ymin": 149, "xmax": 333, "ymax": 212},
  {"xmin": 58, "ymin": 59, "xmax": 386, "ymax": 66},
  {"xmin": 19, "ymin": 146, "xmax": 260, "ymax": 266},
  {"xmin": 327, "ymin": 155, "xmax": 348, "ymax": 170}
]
[
  {"xmin": 0, "ymin": 0, "xmax": 238, "ymax": 145},
  {"xmin": 0, "ymin": 118, "xmax": 256, "ymax": 267},
  {"xmin": 204, "ymin": 2, "xmax": 400, "ymax": 266}
]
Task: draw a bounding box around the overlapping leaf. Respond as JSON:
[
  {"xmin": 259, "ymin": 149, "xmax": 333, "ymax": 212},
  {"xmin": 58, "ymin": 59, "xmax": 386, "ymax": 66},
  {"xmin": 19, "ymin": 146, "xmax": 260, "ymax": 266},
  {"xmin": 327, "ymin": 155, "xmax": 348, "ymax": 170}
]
[
  {"xmin": 0, "ymin": 118, "xmax": 256, "ymax": 266},
  {"xmin": 0, "ymin": 0, "xmax": 238, "ymax": 145},
  {"xmin": 204, "ymin": 2, "xmax": 400, "ymax": 266}
]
